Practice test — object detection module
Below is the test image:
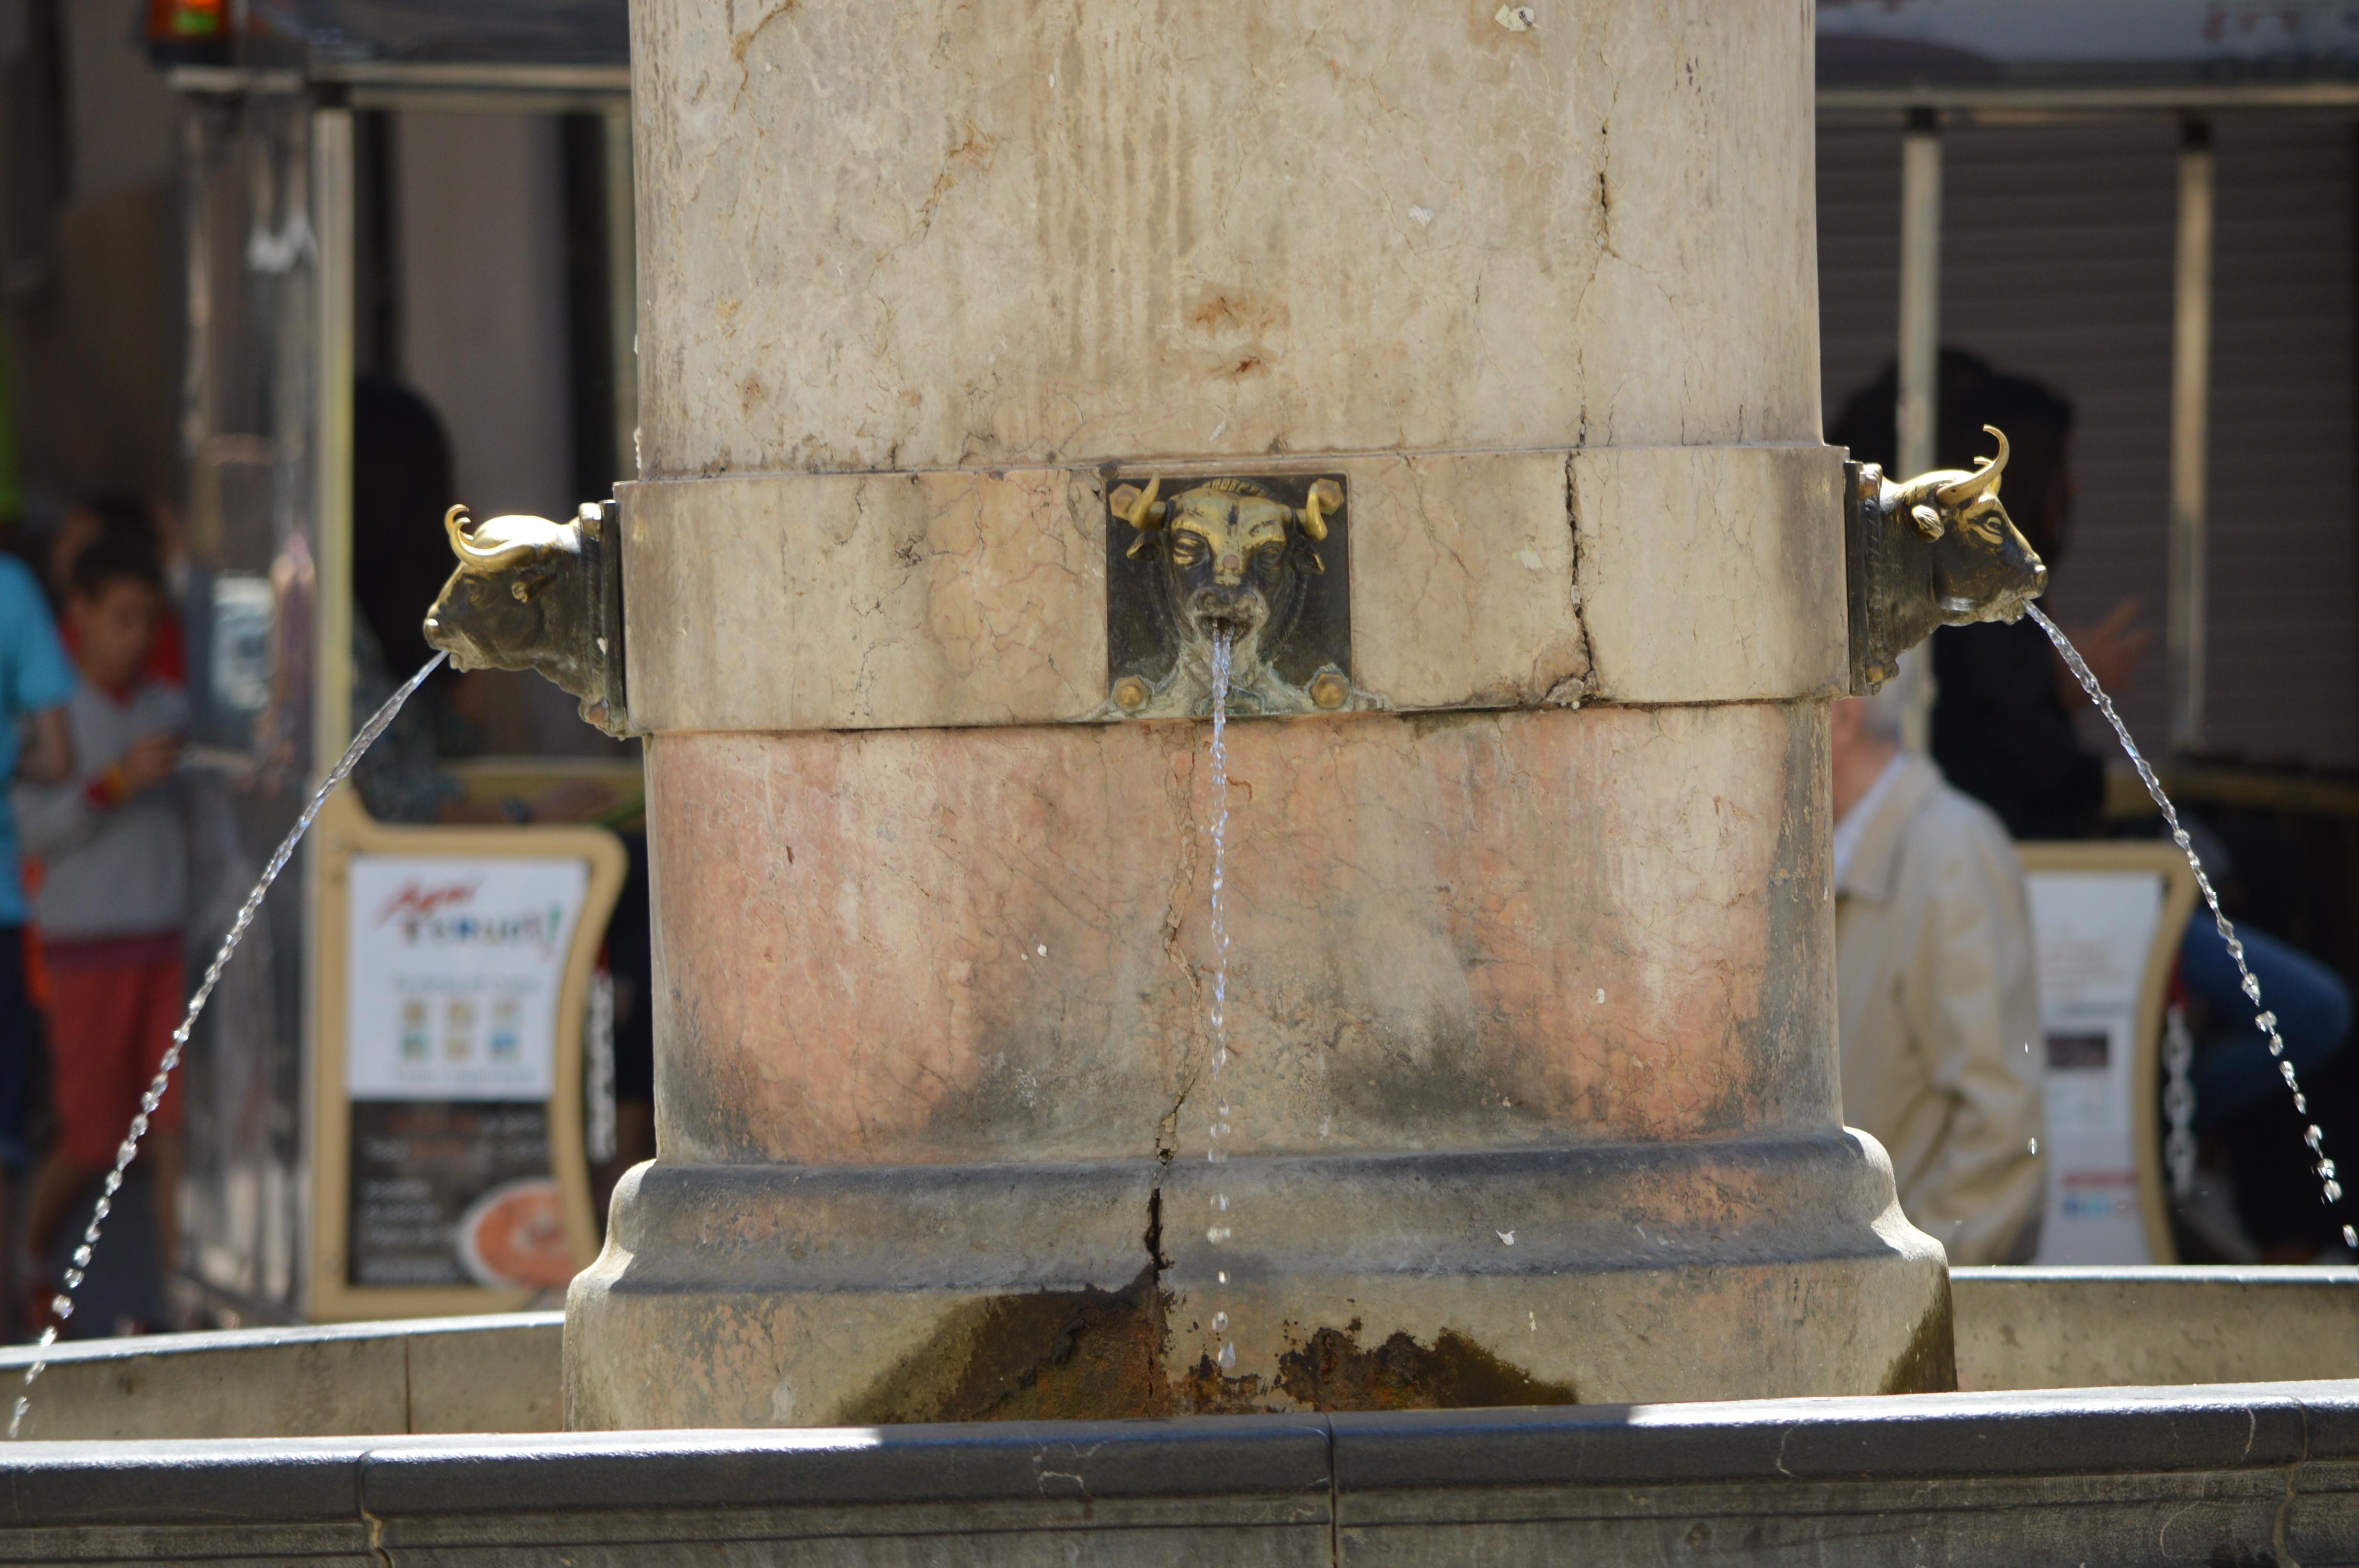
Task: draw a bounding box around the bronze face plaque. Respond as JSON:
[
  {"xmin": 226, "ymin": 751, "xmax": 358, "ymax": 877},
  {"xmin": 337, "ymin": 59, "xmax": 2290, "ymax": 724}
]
[{"xmin": 1103, "ymin": 472, "xmax": 1374, "ymax": 719}]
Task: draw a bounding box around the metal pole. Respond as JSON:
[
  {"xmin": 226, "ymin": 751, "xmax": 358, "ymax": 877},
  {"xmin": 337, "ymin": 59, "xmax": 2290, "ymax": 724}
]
[
  {"xmin": 313, "ymin": 105, "xmax": 356, "ymax": 775},
  {"xmin": 180, "ymin": 103, "xmax": 216, "ymax": 554},
  {"xmin": 601, "ymin": 103, "xmax": 638, "ymax": 480},
  {"xmin": 1897, "ymin": 109, "xmax": 1943, "ymax": 477},
  {"xmin": 1894, "ymin": 109, "xmax": 1943, "ymax": 751},
  {"xmin": 301, "ymin": 101, "xmax": 358, "ymax": 1322},
  {"xmin": 2169, "ymin": 119, "xmax": 2215, "ymax": 755}
]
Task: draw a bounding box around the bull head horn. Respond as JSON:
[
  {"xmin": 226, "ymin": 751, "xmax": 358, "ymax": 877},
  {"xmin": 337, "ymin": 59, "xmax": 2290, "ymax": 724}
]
[
  {"xmin": 1111, "ymin": 477, "xmax": 1167, "ymax": 559},
  {"xmin": 1298, "ymin": 478, "xmax": 1342, "ymax": 543},
  {"xmin": 1936, "ymin": 426, "xmax": 2009, "ymax": 508},
  {"xmin": 444, "ymin": 503, "xmax": 543, "ymax": 570},
  {"xmin": 1112, "ymin": 477, "xmax": 1166, "ymax": 530}
]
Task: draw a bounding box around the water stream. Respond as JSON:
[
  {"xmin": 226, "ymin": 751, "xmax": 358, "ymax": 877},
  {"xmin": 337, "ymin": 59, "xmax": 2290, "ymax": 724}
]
[
  {"xmin": 2030, "ymin": 606, "xmax": 2355, "ymax": 1250},
  {"xmin": 8, "ymin": 652, "xmax": 448, "ymax": 1439},
  {"xmin": 17, "ymin": 607, "xmax": 2341, "ymax": 1430},
  {"xmin": 1205, "ymin": 628, "xmax": 1236, "ymax": 1374}
]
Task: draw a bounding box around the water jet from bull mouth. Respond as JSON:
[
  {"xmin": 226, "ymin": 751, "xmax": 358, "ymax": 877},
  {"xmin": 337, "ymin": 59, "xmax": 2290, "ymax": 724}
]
[
  {"xmin": 2030, "ymin": 605, "xmax": 2355, "ymax": 1251},
  {"xmin": 7, "ymin": 654, "xmax": 448, "ymax": 1440}
]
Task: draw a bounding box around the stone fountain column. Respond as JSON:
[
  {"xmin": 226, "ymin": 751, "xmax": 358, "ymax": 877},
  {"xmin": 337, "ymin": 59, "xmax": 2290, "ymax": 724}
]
[{"xmin": 566, "ymin": 0, "xmax": 1951, "ymax": 1428}]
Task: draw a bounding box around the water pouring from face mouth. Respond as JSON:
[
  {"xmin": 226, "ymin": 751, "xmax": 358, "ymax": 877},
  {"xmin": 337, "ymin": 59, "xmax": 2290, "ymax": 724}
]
[
  {"xmin": 1206, "ymin": 626, "xmax": 1237, "ymax": 1375},
  {"xmin": 2030, "ymin": 605, "xmax": 2354, "ymax": 1251},
  {"xmin": 7, "ymin": 653, "xmax": 448, "ymax": 1440}
]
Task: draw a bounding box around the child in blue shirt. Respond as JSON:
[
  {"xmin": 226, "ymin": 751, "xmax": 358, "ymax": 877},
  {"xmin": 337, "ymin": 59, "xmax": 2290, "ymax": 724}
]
[{"xmin": 0, "ymin": 549, "xmax": 77, "ymax": 1318}]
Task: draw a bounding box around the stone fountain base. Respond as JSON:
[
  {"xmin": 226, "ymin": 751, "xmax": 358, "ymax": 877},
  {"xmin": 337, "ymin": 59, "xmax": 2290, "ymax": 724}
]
[
  {"xmin": 11, "ymin": 1270, "xmax": 2357, "ymax": 1561},
  {"xmin": 566, "ymin": 1133, "xmax": 1950, "ymax": 1428},
  {"xmin": 17, "ymin": 1266, "xmax": 2351, "ymax": 1443}
]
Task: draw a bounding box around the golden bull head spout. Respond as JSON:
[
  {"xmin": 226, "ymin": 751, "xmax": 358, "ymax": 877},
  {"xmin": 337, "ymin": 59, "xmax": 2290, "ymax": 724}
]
[
  {"xmin": 1103, "ymin": 473, "xmax": 1381, "ymax": 720},
  {"xmin": 1845, "ymin": 425, "xmax": 2050, "ymax": 693},
  {"xmin": 422, "ymin": 502, "xmax": 633, "ymax": 736}
]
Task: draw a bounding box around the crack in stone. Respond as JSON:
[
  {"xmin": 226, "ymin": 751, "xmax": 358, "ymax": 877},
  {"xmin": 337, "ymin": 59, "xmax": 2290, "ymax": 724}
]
[
  {"xmin": 362, "ymin": 1501, "xmax": 395, "ymax": 1567},
  {"xmin": 1549, "ymin": 453, "xmax": 1598, "ymax": 705},
  {"xmin": 2276, "ymin": 1396, "xmax": 2312, "ymax": 1568}
]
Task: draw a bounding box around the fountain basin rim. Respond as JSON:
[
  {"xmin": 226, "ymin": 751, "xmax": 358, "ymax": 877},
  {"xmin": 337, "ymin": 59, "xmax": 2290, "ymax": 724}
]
[
  {"xmin": 0, "ymin": 1310, "xmax": 565, "ymax": 1376},
  {"xmin": 5, "ymin": 1378, "xmax": 2358, "ymax": 1526}
]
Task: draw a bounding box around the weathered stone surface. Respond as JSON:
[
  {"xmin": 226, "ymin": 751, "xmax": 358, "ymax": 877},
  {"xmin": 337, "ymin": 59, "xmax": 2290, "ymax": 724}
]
[
  {"xmin": 599, "ymin": 691, "xmax": 1907, "ymax": 1423},
  {"xmin": 590, "ymin": 0, "xmax": 1941, "ymax": 1429},
  {"xmin": 1950, "ymin": 1265, "xmax": 2359, "ymax": 1392},
  {"xmin": 567, "ymin": 1134, "xmax": 1946, "ymax": 1429},
  {"xmin": 1327, "ymin": 1384, "xmax": 2359, "ymax": 1565},
  {"xmin": 15, "ymin": 1266, "xmax": 2356, "ymax": 1449},
  {"xmin": 1344, "ymin": 451, "xmax": 1589, "ymax": 711},
  {"xmin": 1573, "ymin": 443, "xmax": 1849, "ymax": 705},
  {"xmin": 0, "ymin": 1315, "xmax": 563, "ymax": 1442},
  {"xmin": 644, "ymin": 700, "xmax": 1834, "ymax": 1168},
  {"xmin": 404, "ymin": 1315, "xmax": 566, "ymax": 1434},
  {"xmin": 620, "ymin": 468, "xmax": 1107, "ymax": 734},
  {"xmin": 619, "ymin": 445, "xmax": 1844, "ymax": 731},
  {"xmin": 628, "ymin": 0, "xmax": 1822, "ymax": 476},
  {"xmin": 8, "ymin": 1383, "xmax": 2359, "ymax": 1564}
]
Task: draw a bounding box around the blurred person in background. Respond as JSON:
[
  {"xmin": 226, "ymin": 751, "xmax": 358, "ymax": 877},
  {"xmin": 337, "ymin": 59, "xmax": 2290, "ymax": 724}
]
[
  {"xmin": 1834, "ymin": 351, "xmax": 2353, "ymax": 1260},
  {"xmin": 39, "ymin": 494, "xmax": 184, "ymax": 688},
  {"xmin": 590, "ymin": 836, "xmax": 656, "ymax": 1221},
  {"xmin": 1833, "ymin": 685, "xmax": 2046, "ymax": 1264},
  {"xmin": 0, "ymin": 539, "xmax": 75, "ymax": 1323},
  {"xmin": 1831, "ymin": 349, "xmax": 2146, "ymax": 832},
  {"xmin": 14, "ymin": 536, "xmax": 189, "ymax": 1324},
  {"xmin": 348, "ymin": 375, "xmax": 613, "ymax": 825}
]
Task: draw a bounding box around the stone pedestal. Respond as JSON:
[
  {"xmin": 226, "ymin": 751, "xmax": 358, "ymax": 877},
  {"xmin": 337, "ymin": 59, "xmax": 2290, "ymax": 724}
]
[{"xmin": 567, "ymin": 0, "xmax": 1950, "ymax": 1427}]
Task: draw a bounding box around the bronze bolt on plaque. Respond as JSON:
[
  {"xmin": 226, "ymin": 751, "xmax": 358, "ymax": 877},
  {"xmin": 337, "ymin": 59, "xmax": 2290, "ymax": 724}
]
[{"xmin": 1102, "ymin": 472, "xmax": 1379, "ymax": 719}]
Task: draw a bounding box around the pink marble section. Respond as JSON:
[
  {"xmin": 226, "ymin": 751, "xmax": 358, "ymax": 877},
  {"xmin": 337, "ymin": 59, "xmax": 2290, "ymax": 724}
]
[{"xmin": 648, "ymin": 701, "xmax": 1835, "ymax": 1168}]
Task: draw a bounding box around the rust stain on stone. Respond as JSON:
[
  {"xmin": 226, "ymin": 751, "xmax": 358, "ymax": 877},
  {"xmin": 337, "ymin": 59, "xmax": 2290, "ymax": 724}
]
[
  {"xmin": 1274, "ymin": 1321, "xmax": 1579, "ymax": 1410},
  {"xmin": 1179, "ymin": 1320, "xmax": 1580, "ymax": 1414},
  {"xmin": 1176, "ymin": 1354, "xmax": 1273, "ymax": 1415},
  {"xmin": 840, "ymin": 1279, "xmax": 1581, "ymax": 1421},
  {"xmin": 835, "ymin": 1264, "xmax": 1176, "ymax": 1424}
]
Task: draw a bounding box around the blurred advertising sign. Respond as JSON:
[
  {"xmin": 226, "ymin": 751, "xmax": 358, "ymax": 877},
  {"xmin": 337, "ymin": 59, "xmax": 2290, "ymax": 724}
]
[
  {"xmin": 343, "ymin": 858, "xmax": 586, "ymax": 1291},
  {"xmin": 347, "ymin": 858, "xmax": 584, "ymax": 1102},
  {"xmin": 307, "ymin": 793, "xmax": 624, "ymax": 1321},
  {"xmin": 2025, "ymin": 867, "xmax": 2168, "ymax": 1263}
]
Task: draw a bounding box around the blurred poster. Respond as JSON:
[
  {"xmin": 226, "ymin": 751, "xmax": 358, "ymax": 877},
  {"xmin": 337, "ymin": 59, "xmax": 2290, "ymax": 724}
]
[
  {"xmin": 347, "ymin": 1103, "xmax": 571, "ymax": 1287},
  {"xmin": 2025, "ymin": 869, "xmax": 2167, "ymax": 1264},
  {"xmin": 344, "ymin": 857, "xmax": 589, "ymax": 1288}
]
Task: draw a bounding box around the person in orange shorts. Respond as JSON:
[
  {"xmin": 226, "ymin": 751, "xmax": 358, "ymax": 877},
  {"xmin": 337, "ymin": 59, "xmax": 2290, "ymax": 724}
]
[{"xmin": 12, "ymin": 536, "xmax": 187, "ymax": 1320}]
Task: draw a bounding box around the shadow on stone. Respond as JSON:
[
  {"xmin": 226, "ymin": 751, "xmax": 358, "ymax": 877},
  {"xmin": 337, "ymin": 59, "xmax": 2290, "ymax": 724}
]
[{"xmin": 1881, "ymin": 1290, "xmax": 1960, "ymax": 1394}]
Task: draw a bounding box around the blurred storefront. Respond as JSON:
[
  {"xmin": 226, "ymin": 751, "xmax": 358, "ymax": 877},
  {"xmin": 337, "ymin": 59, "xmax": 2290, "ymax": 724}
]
[
  {"xmin": 1819, "ymin": 0, "xmax": 2359, "ymax": 768},
  {"xmin": 1, "ymin": 2, "xmax": 636, "ymax": 1328},
  {"xmin": 1818, "ymin": 0, "xmax": 2359, "ymax": 1258},
  {"xmin": 170, "ymin": 4, "xmax": 637, "ymax": 1325}
]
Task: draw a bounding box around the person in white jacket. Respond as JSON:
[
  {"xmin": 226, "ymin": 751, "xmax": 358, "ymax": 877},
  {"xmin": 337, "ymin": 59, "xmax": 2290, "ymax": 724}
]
[{"xmin": 1833, "ymin": 690, "xmax": 2045, "ymax": 1265}]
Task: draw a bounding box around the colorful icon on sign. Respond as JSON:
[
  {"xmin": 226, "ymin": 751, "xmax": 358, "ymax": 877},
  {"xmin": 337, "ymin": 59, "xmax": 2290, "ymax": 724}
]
[
  {"xmin": 444, "ymin": 998, "xmax": 477, "ymax": 1062},
  {"xmin": 490, "ymin": 997, "xmax": 522, "ymax": 1060}
]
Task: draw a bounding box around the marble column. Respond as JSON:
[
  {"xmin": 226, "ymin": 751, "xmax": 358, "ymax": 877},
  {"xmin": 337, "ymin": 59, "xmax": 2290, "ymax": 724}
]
[{"xmin": 566, "ymin": 0, "xmax": 1951, "ymax": 1428}]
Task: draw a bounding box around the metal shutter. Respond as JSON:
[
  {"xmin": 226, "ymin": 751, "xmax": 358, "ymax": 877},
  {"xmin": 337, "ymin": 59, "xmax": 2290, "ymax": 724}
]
[{"xmin": 1817, "ymin": 119, "xmax": 2359, "ymax": 767}]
